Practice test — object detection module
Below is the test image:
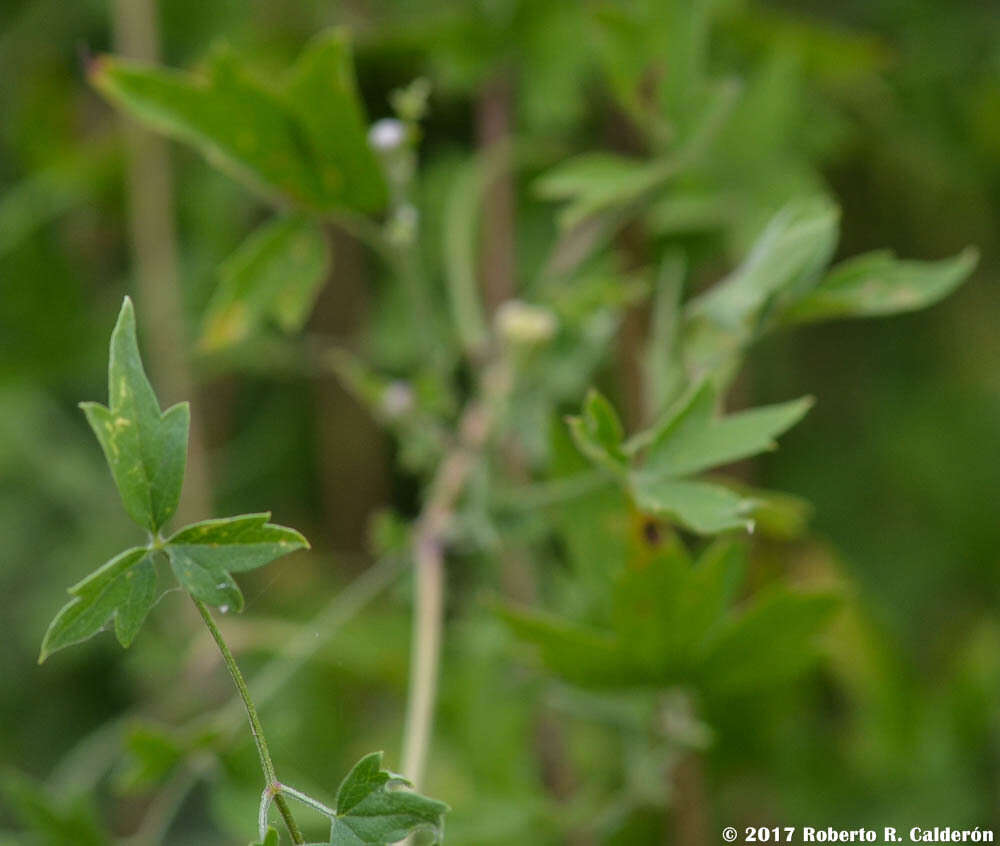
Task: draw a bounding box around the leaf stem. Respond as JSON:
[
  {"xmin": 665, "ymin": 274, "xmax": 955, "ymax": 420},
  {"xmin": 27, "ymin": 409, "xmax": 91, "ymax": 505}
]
[
  {"xmin": 192, "ymin": 597, "xmax": 305, "ymax": 844},
  {"xmin": 278, "ymin": 783, "xmax": 338, "ymax": 819}
]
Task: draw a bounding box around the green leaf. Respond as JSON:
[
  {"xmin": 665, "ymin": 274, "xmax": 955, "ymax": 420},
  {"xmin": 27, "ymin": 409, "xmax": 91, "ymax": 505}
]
[
  {"xmin": 782, "ymin": 246, "xmax": 978, "ymax": 324},
  {"xmin": 687, "ymin": 196, "xmax": 840, "ymax": 331},
  {"xmin": 640, "ymin": 381, "xmax": 813, "ymax": 479},
  {"xmin": 81, "ymin": 297, "xmax": 189, "ymax": 532},
  {"xmin": 566, "ymin": 388, "xmax": 627, "ymax": 473},
  {"xmin": 496, "ymin": 601, "xmax": 627, "ymax": 687},
  {"xmin": 92, "ymin": 50, "xmax": 322, "ymax": 208},
  {"xmin": 282, "ymin": 29, "xmax": 387, "ymax": 214},
  {"xmin": 90, "ymin": 30, "xmax": 385, "ymax": 214},
  {"xmin": 600, "ymin": 381, "xmax": 811, "ymax": 534},
  {"xmin": 166, "ymin": 513, "xmax": 308, "ymax": 611},
  {"xmin": 701, "ymin": 588, "xmax": 841, "ymax": 695},
  {"xmin": 39, "ymin": 547, "xmax": 157, "ymax": 662},
  {"xmin": 534, "ymin": 152, "xmax": 675, "ymax": 229},
  {"xmin": 681, "ymin": 197, "xmax": 839, "ymax": 383},
  {"xmin": 327, "ymin": 752, "xmax": 449, "ymax": 845},
  {"xmin": 612, "ymin": 538, "xmax": 745, "ymax": 675},
  {"xmin": 200, "ymin": 215, "xmax": 331, "ymax": 351},
  {"xmin": 630, "ymin": 476, "xmax": 755, "ymax": 534}
]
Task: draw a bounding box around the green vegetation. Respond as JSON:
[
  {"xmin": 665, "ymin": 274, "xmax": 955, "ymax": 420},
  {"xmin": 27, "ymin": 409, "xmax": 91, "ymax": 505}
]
[{"xmin": 2, "ymin": 1, "xmax": 998, "ymax": 843}]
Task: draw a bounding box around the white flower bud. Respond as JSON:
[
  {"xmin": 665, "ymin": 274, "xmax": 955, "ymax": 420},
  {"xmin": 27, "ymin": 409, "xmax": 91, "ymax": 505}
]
[
  {"xmin": 381, "ymin": 381, "xmax": 414, "ymax": 418},
  {"xmin": 495, "ymin": 300, "xmax": 557, "ymax": 346},
  {"xmin": 368, "ymin": 118, "xmax": 407, "ymax": 154}
]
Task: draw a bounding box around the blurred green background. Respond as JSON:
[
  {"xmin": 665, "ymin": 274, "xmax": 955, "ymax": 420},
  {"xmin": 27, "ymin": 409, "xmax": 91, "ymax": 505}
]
[{"xmin": 2, "ymin": 0, "xmax": 999, "ymax": 843}]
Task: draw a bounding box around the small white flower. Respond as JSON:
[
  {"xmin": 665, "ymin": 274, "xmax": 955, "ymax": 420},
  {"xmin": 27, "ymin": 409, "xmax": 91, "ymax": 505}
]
[{"xmin": 368, "ymin": 118, "xmax": 407, "ymax": 153}]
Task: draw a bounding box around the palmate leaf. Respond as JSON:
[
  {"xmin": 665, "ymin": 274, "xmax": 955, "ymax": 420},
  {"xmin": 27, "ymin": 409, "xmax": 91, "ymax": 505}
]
[
  {"xmin": 166, "ymin": 513, "xmax": 308, "ymax": 611},
  {"xmin": 90, "ymin": 30, "xmax": 386, "ymax": 214},
  {"xmin": 252, "ymin": 754, "xmax": 451, "ymax": 845},
  {"xmin": 627, "ymin": 381, "xmax": 811, "ymax": 532},
  {"xmin": 81, "ymin": 297, "xmax": 188, "ymax": 533},
  {"xmin": 328, "ymin": 752, "xmax": 448, "ymax": 845},
  {"xmin": 41, "ymin": 300, "xmax": 311, "ymax": 660},
  {"xmin": 39, "ymin": 548, "xmax": 158, "ymax": 663},
  {"xmin": 566, "ymin": 382, "xmax": 810, "ymax": 534},
  {"xmin": 499, "ymin": 537, "xmax": 838, "ymax": 695}
]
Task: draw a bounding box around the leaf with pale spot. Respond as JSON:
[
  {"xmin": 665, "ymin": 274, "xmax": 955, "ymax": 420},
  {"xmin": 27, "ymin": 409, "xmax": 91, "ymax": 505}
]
[
  {"xmin": 81, "ymin": 297, "xmax": 189, "ymax": 532},
  {"xmin": 327, "ymin": 752, "xmax": 448, "ymax": 845},
  {"xmin": 39, "ymin": 547, "xmax": 158, "ymax": 662},
  {"xmin": 200, "ymin": 215, "xmax": 330, "ymax": 352},
  {"xmin": 166, "ymin": 513, "xmax": 308, "ymax": 611}
]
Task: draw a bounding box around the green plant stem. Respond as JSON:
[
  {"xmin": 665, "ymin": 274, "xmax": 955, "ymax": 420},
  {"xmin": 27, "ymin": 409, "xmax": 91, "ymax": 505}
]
[
  {"xmin": 401, "ymin": 360, "xmax": 511, "ymax": 787},
  {"xmin": 192, "ymin": 597, "xmax": 305, "ymax": 844}
]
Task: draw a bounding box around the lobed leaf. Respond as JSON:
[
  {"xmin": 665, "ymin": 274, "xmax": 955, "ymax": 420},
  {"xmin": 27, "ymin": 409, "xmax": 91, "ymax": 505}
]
[
  {"xmin": 640, "ymin": 381, "xmax": 812, "ymax": 480},
  {"xmin": 166, "ymin": 513, "xmax": 309, "ymax": 611},
  {"xmin": 200, "ymin": 215, "xmax": 331, "ymax": 351},
  {"xmin": 328, "ymin": 752, "xmax": 449, "ymax": 845},
  {"xmin": 92, "ymin": 50, "xmax": 321, "ymax": 207},
  {"xmin": 90, "ymin": 30, "xmax": 386, "ymax": 214},
  {"xmin": 499, "ymin": 534, "xmax": 835, "ymax": 697},
  {"xmin": 81, "ymin": 297, "xmax": 189, "ymax": 532},
  {"xmin": 39, "ymin": 547, "xmax": 158, "ymax": 663}
]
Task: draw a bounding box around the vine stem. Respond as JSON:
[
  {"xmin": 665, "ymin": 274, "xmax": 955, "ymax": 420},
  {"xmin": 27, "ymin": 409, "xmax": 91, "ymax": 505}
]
[
  {"xmin": 401, "ymin": 361, "xmax": 511, "ymax": 788},
  {"xmin": 192, "ymin": 597, "xmax": 305, "ymax": 844}
]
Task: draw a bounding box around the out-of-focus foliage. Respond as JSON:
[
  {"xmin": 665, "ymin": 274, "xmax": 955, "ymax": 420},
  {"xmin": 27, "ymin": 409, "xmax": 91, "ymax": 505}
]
[{"xmin": 2, "ymin": 0, "xmax": 999, "ymax": 843}]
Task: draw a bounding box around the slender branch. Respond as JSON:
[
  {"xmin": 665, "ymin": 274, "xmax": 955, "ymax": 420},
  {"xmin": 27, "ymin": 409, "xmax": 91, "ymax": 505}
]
[
  {"xmin": 401, "ymin": 361, "xmax": 511, "ymax": 787},
  {"xmin": 192, "ymin": 597, "xmax": 304, "ymax": 844}
]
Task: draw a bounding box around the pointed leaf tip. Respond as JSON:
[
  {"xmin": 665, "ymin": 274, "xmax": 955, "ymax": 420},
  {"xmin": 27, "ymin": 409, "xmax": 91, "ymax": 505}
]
[
  {"xmin": 85, "ymin": 296, "xmax": 189, "ymax": 532},
  {"xmin": 329, "ymin": 751, "xmax": 448, "ymax": 844},
  {"xmin": 166, "ymin": 514, "xmax": 309, "ymax": 610}
]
